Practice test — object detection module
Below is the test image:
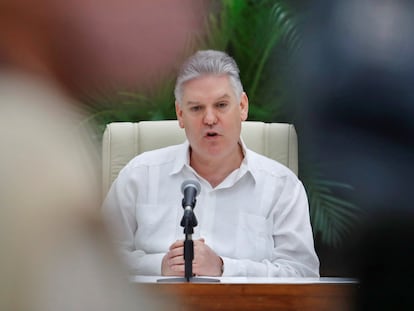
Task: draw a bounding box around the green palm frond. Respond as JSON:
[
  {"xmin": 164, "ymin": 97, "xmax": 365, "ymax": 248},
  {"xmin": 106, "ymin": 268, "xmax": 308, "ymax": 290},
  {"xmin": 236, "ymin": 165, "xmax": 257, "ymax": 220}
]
[
  {"xmin": 306, "ymin": 176, "xmax": 363, "ymax": 247},
  {"xmin": 246, "ymin": 2, "xmax": 298, "ymax": 103},
  {"xmin": 229, "ymin": 1, "xmax": 300, "ymax": 121}
]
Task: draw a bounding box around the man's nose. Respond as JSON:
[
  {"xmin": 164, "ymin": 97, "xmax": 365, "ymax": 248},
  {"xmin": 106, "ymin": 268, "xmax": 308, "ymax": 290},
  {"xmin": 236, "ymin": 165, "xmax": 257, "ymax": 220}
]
[{"xmin": 203, "ymin": 108, "xmax": 217, "ymax": 125}]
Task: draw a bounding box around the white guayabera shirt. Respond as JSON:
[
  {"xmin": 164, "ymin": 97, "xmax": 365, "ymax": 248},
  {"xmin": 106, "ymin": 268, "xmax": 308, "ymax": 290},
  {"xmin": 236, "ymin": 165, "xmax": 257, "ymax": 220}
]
[{"xmin": 102, "ymin": 140, "xmax": 320, "ymax": 277}]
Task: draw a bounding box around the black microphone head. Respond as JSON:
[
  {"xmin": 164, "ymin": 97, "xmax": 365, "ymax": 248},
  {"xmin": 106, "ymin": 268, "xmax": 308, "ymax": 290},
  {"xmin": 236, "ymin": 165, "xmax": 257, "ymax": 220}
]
[{"xmin": 181, "ymin": 179, "xmax": 201, "ymax": 196}]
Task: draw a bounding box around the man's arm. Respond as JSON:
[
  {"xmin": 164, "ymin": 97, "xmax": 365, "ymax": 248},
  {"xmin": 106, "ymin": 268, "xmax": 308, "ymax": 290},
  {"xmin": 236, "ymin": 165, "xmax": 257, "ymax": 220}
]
[{"xmin": 102, "ymin": 168, "xmax": 165, "ymax": 275}]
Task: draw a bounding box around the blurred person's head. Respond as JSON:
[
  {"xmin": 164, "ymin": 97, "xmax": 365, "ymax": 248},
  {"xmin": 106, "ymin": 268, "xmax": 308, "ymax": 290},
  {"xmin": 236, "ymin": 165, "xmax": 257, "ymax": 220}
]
[{"xmin": 0, "ymin": 0, "xmax": 209, "ymax": 100}]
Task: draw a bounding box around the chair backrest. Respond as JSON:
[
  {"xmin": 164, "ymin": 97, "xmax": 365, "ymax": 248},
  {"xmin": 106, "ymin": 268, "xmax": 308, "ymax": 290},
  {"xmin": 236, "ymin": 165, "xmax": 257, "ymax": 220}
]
[{"xmin": 101, "ymin": 120, "xmax": 298, "ymax": 195}]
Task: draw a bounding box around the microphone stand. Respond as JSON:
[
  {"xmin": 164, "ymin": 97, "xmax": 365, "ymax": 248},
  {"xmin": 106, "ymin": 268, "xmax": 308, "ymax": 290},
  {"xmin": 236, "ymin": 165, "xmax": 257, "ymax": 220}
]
[
  {"xmin": 157, "ymin": 196, "xmax": 219, "ymax": 283},
  {"xmin": 182, "ymin": 207, "xmax": 197, "ymax": 281}
]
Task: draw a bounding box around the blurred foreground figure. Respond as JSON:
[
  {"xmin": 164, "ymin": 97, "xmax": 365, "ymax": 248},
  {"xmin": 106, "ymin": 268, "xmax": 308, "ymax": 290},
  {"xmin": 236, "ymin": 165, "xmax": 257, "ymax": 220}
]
[
  {"xmin": 294, "ymin": 0, "xmax": 414, "ymax": 309},
  {"xmin": 0, "ymin": 0, "xmax": 208, "ymax": 97},
  {"xmin": 0, "ymin": 0, "xmax": 207, "ymax": 310}
]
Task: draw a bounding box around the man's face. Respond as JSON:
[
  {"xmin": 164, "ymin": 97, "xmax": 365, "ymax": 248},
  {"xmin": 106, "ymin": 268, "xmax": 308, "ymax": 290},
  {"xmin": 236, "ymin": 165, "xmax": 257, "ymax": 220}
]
[{"xmin": 175, "ymin": 74, "xmax": 248, "ymax": 161}]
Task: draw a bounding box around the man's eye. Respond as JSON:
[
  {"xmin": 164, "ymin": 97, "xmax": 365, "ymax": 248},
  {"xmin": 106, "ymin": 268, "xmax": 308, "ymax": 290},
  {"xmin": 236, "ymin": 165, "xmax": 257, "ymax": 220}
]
[
  {"xmin": 217, "ymin": 102, "xmax": 228, "ymax": 109},
  {"xmin": 190, "ymin": 106, "xmax": 201, "ymax": 112}
]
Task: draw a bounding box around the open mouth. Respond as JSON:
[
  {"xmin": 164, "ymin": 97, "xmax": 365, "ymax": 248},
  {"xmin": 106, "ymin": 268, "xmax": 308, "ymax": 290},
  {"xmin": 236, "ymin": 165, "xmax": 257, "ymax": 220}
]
[{"xmin": 207, "ymin": 132, "xmax": 218, "ymax": 137}]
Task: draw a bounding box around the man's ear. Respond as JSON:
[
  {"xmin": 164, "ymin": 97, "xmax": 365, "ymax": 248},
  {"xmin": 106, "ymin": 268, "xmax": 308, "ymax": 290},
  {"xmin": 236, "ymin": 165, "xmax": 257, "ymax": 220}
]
[
  {"xmin": 175, "ymin": 101, "xmax": 184, "ymax": 128},
  {"xmin": 240, "ymin": 92, "xmax": 249, "ymax": 121}
]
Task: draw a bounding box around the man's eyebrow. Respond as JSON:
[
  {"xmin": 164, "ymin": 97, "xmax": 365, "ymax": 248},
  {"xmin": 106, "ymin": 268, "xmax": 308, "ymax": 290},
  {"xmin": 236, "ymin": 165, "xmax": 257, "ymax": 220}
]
[
  {"xmin": 216, "ymin": 94, "xmax": 231, "ymax": 100},
  {"xmin": 185, "ymin": 94, "xmax": 230, "ymax": 105}
]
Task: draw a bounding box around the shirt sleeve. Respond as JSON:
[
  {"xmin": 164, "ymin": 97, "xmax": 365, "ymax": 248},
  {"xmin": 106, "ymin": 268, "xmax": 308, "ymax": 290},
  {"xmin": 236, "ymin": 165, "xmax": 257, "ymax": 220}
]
[
  {"xmin": 101, "ymin": 166, "xmax": 165, "ymax": 275},
  {"xmin": 221, "ymin": 176, "xmax": 320, "ymax": 277}
]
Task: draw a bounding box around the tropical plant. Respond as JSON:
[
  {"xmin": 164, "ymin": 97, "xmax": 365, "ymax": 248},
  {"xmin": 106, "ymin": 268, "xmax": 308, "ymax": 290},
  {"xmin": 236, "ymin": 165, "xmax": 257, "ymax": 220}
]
[
  {"xmin": 85, "ymin": 0, "xmax": 362, "ymax": 248},
  {"xmin": 301, "ymin": 161, "xmax": 362, "ymax": 247},
  {"xmin": 202, "ymin": 0, "xmax": 300, "ymax": 121}
]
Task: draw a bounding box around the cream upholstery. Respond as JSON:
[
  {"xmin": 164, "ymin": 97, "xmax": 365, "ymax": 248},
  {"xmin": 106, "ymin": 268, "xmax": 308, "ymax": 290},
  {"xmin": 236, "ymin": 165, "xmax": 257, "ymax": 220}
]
[{"xmin": 102, "ymin": 120, "xmax": 298, "ymax": 195}]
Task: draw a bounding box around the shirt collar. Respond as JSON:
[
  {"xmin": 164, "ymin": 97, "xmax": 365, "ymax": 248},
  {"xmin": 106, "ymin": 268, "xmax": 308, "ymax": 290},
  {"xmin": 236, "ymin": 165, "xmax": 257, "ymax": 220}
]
[
  {"xmin": 169, "ymin": 140, "xmax": 190, "ymax": 176},
  {"xmin": 170, "ymin": 138, "xmax": 258, "ymax": 184},
  {"xmin": 238, "ymin": 138, "xmax": 259, "ymax": 184}
]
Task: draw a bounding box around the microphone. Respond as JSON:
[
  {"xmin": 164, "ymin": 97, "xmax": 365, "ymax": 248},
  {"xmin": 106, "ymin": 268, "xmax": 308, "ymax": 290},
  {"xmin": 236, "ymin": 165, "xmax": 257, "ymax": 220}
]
[{"xmin": 181, "ymin": 179, "xmax": 201, "ymax": 211}]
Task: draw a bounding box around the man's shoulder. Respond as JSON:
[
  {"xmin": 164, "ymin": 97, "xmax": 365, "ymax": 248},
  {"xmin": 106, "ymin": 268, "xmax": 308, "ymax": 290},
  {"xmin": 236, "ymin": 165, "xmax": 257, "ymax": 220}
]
[
  {"xmin": 246, "ymin": 148, "xmax": 297, "ymax": 179},
  {"xmin": 129, "ymin": 143, "xmax": 184, "ymax": 166}
]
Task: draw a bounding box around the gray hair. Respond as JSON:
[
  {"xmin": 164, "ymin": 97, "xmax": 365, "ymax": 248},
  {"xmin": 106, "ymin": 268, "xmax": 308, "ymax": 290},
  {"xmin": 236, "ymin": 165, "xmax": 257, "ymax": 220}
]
[{"xmin": 174, "ymin": 50, "xmax": 244, "ymax": 104}]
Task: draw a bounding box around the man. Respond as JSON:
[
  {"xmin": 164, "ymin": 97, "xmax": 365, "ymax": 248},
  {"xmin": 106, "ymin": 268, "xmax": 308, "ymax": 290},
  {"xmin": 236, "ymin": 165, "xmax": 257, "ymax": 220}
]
[{"xmin": 103, "ymin": 50, "xmax": 319, "ymax": 277}]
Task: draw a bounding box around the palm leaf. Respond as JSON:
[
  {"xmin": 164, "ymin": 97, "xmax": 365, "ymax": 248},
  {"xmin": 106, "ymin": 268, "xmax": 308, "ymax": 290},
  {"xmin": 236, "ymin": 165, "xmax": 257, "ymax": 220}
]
[{"xmin": 306, "ymin": 175, "xmax": 363, "ymax": 247}]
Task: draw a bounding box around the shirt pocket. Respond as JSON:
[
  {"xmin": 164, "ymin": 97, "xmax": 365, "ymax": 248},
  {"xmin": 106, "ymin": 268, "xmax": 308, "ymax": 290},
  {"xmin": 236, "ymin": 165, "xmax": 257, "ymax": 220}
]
[
  {"xmin": 135, "ymin": 204, "xmax": 179, "ymax": 252},
  {"xmin": 235, "ymin": 212, "xmax": 273, "ymax": 261}
]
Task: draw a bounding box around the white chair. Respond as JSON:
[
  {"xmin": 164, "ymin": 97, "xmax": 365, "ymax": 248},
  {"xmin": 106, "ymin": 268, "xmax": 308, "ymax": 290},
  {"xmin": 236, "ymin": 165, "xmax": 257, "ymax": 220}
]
[{"xmin": 101, "ymin": 120, "xmax": 298, "ymax": 195}]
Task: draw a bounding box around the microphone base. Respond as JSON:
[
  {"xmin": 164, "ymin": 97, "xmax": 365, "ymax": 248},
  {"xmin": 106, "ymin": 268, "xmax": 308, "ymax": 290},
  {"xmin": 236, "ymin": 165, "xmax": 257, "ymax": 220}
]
[{"xmin": 156, "ymin": 277, "xmax": 220, "ymax": 283}]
